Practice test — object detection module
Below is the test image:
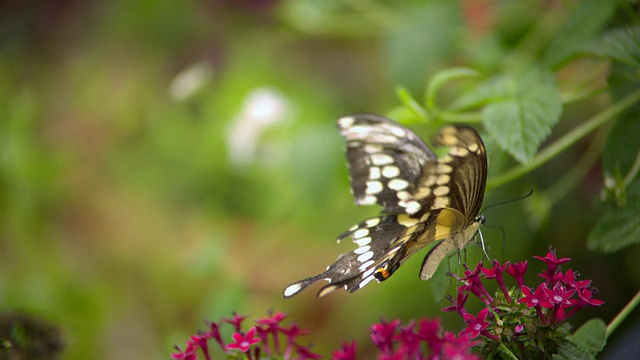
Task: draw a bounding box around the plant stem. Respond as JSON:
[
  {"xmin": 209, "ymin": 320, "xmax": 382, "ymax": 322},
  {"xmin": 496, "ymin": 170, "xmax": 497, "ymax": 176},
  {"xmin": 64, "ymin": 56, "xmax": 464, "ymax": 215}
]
[
  {"xmin": 606, "ymin": 289, "xmax": 640, "ymax": 338},
  {"xmin": 497, "ymin": 342, "xmax": 519, "ymax": 360},
  {"xmin": 547, "ymin": 127, "xmax": 606, "ymax": 202},
  {"xmin": 623, "ymin": 148, "xmax": 640, "ymax": 189},
  {"xmin": 487, "ymin": 88, "xmax": 640, "ymax": 190}
]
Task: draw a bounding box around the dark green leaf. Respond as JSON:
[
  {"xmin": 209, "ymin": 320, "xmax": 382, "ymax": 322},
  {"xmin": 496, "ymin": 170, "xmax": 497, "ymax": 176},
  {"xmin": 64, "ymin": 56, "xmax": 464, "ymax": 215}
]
[
  {"xmin": 601, "ymin": 112, "xmax": 640, "ymax": 206},
  {"xmin": 570, "ymin": 319, "xmax": 607, "ymax": 353},
  {"xmin": 581, "ymin": 26, "xmax": 640, "ymax": 68},
  {"xmin": 542, "ymin": 0, "xmax": 617, "ymax": 68},
  {"xmin": 482, "ymin": 68, "xmax": 562, "ymax": 163},
  {"xmin": 587, "ymin": 195, "xmax": 640, "ymax": 253},
  {"xmin": 603, "ymin": 115, "xmax": 640, "ymax": 182},
  {"xmin": 554, "ymin": 319, "xmax": 607, "ymax": 360},
  {"xmin": 554, "ymin": 342, "xmax": 595, "ymax": 360}
]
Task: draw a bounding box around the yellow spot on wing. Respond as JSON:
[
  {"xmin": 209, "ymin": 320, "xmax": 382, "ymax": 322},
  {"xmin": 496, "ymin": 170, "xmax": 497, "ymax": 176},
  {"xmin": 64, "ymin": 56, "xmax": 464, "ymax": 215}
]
[
  {"xmin": 397, "ymin": 214, "xmax": 419, "ymax": 227},
  {"xmin": 433, "ymin": 208, "xmax": 464, "ymax": 240}
]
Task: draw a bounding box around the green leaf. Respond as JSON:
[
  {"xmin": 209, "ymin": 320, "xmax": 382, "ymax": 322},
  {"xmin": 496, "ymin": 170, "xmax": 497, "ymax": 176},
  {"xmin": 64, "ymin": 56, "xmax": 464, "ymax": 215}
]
[
  {"xmin": 554, "ymin": 319, "xmax": 607, "ymax": 360},
  {"xmin": 571, "ymin": 319, "xmax": 607, "ymax": 353},
  {"xmin": 542, "ymin": 0, "xmax": 617, "ymax": 68},
  {"xmin": 395, "ymin": 86, "xmax": 427, "ymax": 122},
  {"xmin": 482, "ymin": 68, "xmax": 562, "ymax": 163},
  {"xmin": 603, "ymin": 114, "xmax": 640, "ymax": 182},
  {"xmin": 601, "ymin": 113, "xmax": 640, "ymax": 205},
  {"xmin": 581, "ymin": 25, "xmax": 640, "ymax": 68},
  {"xmin": 450, "ymin": 75, "xmax": 511, "ymax": 111},
  {"xmin": 425, "ymin": 67, "xmax": 480, "ymax": 110},
  {"xmin": 587, "ymin": 195, "xmax": 640, "ymax": 253}
]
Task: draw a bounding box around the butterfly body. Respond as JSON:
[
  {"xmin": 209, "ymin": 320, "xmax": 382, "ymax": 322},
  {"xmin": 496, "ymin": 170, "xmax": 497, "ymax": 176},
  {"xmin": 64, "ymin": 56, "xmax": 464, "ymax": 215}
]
[{"xmin": 283, "ymin": 114, "xmax": 487, "ymax": 298}]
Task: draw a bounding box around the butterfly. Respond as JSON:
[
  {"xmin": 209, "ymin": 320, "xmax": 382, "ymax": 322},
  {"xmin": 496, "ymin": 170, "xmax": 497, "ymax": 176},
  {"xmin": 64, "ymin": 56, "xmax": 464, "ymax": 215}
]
[{"xmin": 283, "ymin": 113, "xmax": 487, "ymax": 298}]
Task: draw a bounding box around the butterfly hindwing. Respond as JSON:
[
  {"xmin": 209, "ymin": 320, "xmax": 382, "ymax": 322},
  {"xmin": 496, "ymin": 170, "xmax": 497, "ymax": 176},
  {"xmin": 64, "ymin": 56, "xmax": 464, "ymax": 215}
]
[
  {"xmin": 283, "ymin": 115, "xmax": 488, "ymax": 298},
  {"xmin": 283, "ymin": 215, "xmax": 408, "ymax": 298}
]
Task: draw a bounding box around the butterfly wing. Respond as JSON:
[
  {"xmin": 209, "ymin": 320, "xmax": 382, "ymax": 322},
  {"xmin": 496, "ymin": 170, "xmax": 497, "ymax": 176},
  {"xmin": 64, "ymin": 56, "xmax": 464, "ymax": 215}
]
[
  {"xmin": 337, "ymin": 114, "xmax": 437, "ymax": 214},
  {"xmin": 283, "ymin": 215, "xmax": 408, "ymax": 298},
  {"xmin": 415, "ymin": 125, "xmax": 487, "ymax": 222},
  {"xmin": 414, "ymin": 125, "xmax": 488, "ymax": 279}
]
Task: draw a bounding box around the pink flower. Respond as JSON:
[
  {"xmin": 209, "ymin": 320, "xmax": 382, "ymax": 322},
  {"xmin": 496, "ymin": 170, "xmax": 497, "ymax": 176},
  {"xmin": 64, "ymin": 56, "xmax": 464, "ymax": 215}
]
[
  {"xmin": 462, "ymin": 262, "xmax": 493, "ymax": 304},
  {"xmin": 441, "ymin": 291, "xmax": 470, "ymax": 316},
  {"xmin": 223, "ymin": 312, "xmax": 249, "ymax": 332},
  {"xmin": 534, "ymin": 248, "xmax": 571, "ymax": 286},
  {"xmin": 331, "ymin": 341, "xmax": 357, "ymax": 360},
  {"xmin": 461, "ymin": 308, "xmax": 490, "ymax": 339},
  {"xmin": 417, "ymin": 318, "xmax": 443, "ymax": 352},
  {"xmin": 294, "ymin": 343, "xmax": 322, "ymax": 360},
  {"xmin": 543, "ymin": 283, "xmax": 575, "ymax": 307},
  {"xmin": 482, "ymin": 260, "xmax": 512, "ymax": 302},
  {"xmin": 519, "ymin": 284, "xmax": 552, "ymax": 308},
  {"xmin": 227, "ymin": 327, "xmax": 260, "ymax": 352},
  {"xmin": 558, "ymin": 269, "xmax": 592, "ymax": 290},
  {"xmin": 533, "ymin": 249, "xmax": 571, "ymax": 266},
  {"xmin": 370, "ymin": 319, "xmax": 401, "ymax": 352},
  {"xmin": 577, "ymin": 288, "xmax": 605, "ymax": 306},
  {"xmin": 506, "ymin": 261, "xmax": 528, "ymax": 287}
]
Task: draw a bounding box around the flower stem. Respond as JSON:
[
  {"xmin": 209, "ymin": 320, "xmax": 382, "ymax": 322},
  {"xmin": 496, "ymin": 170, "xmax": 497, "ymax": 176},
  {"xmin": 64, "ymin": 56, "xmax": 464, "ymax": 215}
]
[
  {"xmin": 498, "ymin": 342, "xmax": 520, "ymax": 360},
  {"xmin": 606, "ymin": 289, "xmax": 640, "ymax": 338},
  {"xmin": 487, "ymin": 88, "xmax": 640, "ymax": 190}
]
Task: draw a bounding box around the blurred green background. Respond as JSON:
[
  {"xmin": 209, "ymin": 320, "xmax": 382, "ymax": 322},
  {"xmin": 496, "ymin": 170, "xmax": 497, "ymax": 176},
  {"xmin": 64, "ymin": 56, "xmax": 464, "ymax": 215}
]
[{"xmin": 1, "ymin": 0, "xmax": 638, "ymax": 359}]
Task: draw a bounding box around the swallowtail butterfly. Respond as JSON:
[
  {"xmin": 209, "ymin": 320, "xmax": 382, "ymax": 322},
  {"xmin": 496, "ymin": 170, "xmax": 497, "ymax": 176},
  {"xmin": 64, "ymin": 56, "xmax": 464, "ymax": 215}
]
[{"xmin": 283, "ymin": 113, "xmax": 487, "ymax": 298}]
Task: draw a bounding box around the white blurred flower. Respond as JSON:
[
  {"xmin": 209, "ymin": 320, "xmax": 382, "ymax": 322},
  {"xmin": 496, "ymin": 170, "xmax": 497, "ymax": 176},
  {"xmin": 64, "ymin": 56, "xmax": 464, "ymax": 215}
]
[
  {"xmin": 168, "ymin": 61, "xmax": 214, "ymax": 101},
  {"xmin": 227, "ymin": 87, "xmax": 291, "ymax": 168}
]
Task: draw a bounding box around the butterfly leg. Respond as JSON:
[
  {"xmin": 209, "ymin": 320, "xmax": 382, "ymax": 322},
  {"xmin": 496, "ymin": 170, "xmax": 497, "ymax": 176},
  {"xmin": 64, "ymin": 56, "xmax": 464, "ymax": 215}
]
[{"xmin": 477, "ymin": 229, "xmax": 491, "ymax": 262}]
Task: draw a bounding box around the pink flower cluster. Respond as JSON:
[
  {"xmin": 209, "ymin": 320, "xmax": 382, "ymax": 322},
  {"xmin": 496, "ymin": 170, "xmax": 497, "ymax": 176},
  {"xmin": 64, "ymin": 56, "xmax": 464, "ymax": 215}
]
[
  {"xmin": 171, "ymin": 311, "xmax": 320, "ymax": 360},
  {"xmin": 331, "ymin": 318, "xmax": 480, "ymax": 360},
  {"xmin": 171, "ymin": 249, "xmax": 604, "ymax": 359},
  {"xmin": 442, "ymin": 248, "xmax": 604, "ymax": 357}
]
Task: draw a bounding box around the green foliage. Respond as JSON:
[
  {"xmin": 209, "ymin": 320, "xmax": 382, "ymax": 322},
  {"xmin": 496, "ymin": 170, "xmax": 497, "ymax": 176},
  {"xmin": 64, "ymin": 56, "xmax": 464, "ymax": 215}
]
[
  {"xmin": 587, "ymin": 196, "xmax": 640, "ymax": 253},
  {"xmin": 542, "ymin": 0, "xmax": 617, "ymax": 68},
  {"xmin": 587, "ymin": 26, "xmax": 640, "ymax": 253},
  {"xmin": 480, "ymin": 68, "xmax": 562, "ymax": 163},
  {"xmin": 425, "ymin": 67, "xmax": 480, "ymax": 111},
  {"xmin": 554, "ymin": 318, "xmax": 607, "ymax": 360},
  {"xmin": 588, "ymin": 111, "xmax": 640, "ymax": 253},
  {"xmin": 582, "ymin": 25, "xmax": 640, "ymax": 67},
  {"xmin": 480, "ymin": 287, "xmax": 572, "ymax": 359}
]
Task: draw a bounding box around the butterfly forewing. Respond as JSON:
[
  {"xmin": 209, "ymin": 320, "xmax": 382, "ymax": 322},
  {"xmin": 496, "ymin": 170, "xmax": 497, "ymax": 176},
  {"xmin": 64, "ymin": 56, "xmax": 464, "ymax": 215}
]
[
  {"xmin": 413, "ymin": 126, "xmax": 487, "ymax": 222},
  {"xmin": 283, "ymin": 114, "xmax": 488, "ymax": 298},
  {"xmin": 338, "ymin": 114, "xmax": 436, "ymax": 214}
]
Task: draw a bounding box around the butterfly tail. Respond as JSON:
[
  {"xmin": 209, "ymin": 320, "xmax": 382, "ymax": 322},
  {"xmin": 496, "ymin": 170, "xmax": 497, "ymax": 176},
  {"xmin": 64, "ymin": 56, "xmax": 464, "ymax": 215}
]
[{"xmin": 283, "ymin": 273, "xmax": 328, "ymax": 298}]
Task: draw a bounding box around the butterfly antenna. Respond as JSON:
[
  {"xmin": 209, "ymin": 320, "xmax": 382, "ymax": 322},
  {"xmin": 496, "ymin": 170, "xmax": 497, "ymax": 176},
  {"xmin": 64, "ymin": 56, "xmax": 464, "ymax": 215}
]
[{"xmin": 480, "ymin": 190, "xmax": 534, "ymax": 215}]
